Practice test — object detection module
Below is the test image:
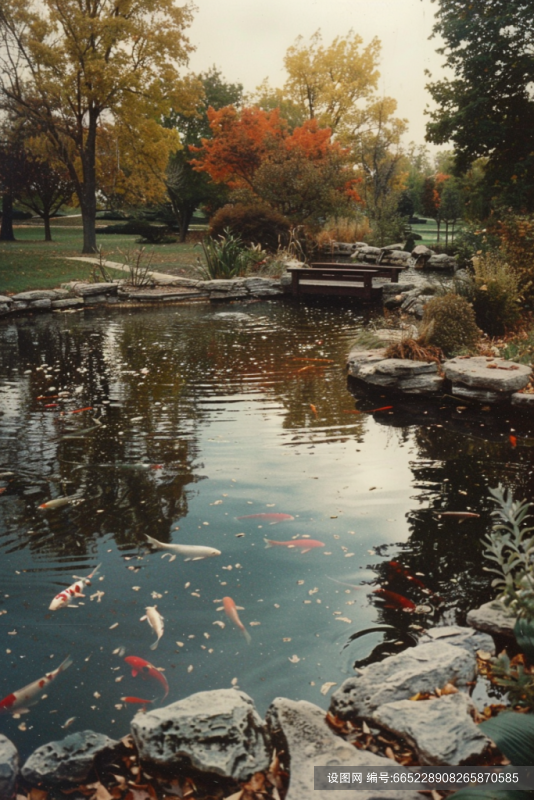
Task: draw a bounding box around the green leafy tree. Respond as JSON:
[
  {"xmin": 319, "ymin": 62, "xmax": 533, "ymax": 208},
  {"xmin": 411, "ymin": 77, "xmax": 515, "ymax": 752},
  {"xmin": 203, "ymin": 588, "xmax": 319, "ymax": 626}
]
[
  {"xmin": 426, "ymin": 0, "xmax": 534, "ymax": 210},
  {"xmin": 439, "ymin": 177, "xmax": 463, "ymax": 245},
  {"xmin": 165, "ymin": 67, "xmax": 244, "ymax": 242},
  {"xmin": 0, "ymin": 0, "xmax": 198, "ymax": 253}
]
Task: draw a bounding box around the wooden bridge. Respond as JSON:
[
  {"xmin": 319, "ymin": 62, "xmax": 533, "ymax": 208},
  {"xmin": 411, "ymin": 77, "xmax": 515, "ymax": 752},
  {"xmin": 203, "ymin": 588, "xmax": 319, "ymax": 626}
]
[{"xmin": 287, "ymin": 262, "xmax": 404, "ymax": 301}]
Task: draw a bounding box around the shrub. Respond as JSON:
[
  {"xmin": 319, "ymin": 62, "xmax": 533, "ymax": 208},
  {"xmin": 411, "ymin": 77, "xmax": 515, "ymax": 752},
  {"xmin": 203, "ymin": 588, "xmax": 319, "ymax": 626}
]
[
  {"xmin": 316, "ymin": 216, "xmax": 371, "ymax": 247},
  {"xmin": 420, "ymin": 293, "xmax": 480, "ymax": 356},
  {"xmin": 199, "ymin": 229, "xmax": 263, "ymax": 279},
  {"xmin": 95, "ymin": 221, "xmax": 176, "ymax": 243},
  {"xmin": 490, "ymin": 211, "xmax": 534, "ymax": 302},
  {"xmin": 470, "ymin": 251, "xmax": 521, "ymax": 336},
  {"xmin": 209, "ymin": 204, "xmax": 291, "ymax": 253}
]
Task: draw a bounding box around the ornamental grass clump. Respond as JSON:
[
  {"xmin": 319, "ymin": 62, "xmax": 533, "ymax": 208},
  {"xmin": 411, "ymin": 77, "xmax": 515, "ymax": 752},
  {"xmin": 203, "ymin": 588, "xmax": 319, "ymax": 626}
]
[
  {"xmin": 470, "ymin": 251, "xmax": 521, "ymax": 336},
  {"xmin": 384, "ymin": 338, "xmax": 443, "ymax": 364},
  {"xmin": 199, "ymin": 229, "xmax": 263, "ymax": 279},
  {"xmin": 420, "ymin": 293, "xmax": 480, "ymax": 357}
]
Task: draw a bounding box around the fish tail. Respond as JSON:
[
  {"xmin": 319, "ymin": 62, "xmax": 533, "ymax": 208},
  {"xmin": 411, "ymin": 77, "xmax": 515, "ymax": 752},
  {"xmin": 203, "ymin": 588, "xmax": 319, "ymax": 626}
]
[
  {"xmin": 242, "ymin": 628, "xmax": 252, "ymax": 645},
  {"xmin": 145, "ymin": 534, "xmax": 163, "ymax": 549},
  {"xmin": 263, "ymin": 538, "xmax": 273, "ymax": 548},
  {"xmin": 90, "ymin": 563, "xmax": 102, "ymax": 579},
  {"xmin": 150, "ymin": 640, "xmax": 159, "ymax": 651},
  {"xmin": 57, "ymin": 655, "xmax": 74, "ymax": 673}
]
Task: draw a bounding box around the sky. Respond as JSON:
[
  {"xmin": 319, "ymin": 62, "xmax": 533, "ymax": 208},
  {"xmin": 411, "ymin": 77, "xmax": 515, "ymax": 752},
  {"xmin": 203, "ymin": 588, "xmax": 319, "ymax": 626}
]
[{"xmin": 186, "ymin": 0, "xmax": 448, "ymax": 151}]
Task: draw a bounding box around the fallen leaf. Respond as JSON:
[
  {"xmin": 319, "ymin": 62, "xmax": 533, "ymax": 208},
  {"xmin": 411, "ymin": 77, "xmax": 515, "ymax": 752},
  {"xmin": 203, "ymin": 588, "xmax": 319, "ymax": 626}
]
[
  {"xmin": 288, "ymin": 655, "xmax": 300, "ymax": 663},
  {"xmin": 335, "ymin": 617, "xmax": 352, "ymax": 623},
  {"xmin": 320, "ymin": 682, "xmax": 337, "ymax": 696}
]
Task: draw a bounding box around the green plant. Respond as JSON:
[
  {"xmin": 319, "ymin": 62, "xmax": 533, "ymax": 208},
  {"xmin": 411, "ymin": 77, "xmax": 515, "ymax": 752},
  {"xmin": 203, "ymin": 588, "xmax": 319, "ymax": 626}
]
[
  {"xmin": 420, "ymin": 293, "xmax": 480, "ymax": 356},
  {"xmin": 500, "ymin": 329, "xmax": 534, "ymax": 365},
  {"xmin": 470, "ymin": 252, "xmax": 521, "ymax": 336},
  {"xmin": 96, "ymin": 221, "xmax": 176, "ymax": 243},
  {"xmin": 199, "ymin": 229, "xmax": 262, "ymax": 279},
  {"xmin": 487, "ymin": 651, "xmax": 534, "ymax": 710},
  {"xmin": 209, "ymin": 204, "xmax": 291, "ymax": 253},
  {"xmin": 349, "ymin": 330, "xmax": 386, "ymax": 350}
]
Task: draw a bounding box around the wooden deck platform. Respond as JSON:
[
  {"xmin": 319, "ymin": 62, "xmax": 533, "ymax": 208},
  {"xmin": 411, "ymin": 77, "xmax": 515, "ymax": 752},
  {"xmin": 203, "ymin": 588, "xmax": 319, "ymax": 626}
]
[{"xmin": 288, "ymin": 261, "xmax": 404, "ymax": 300}]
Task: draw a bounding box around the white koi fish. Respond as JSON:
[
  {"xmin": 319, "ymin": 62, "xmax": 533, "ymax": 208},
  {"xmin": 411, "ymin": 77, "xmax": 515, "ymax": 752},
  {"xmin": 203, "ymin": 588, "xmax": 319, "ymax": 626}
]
[
  {"xmin": 145, "ymin": 534, "xmax": 221, "ymax": 560},
  {"xmin": 39, "ymin": 493, "xmax": 83, "ymax": 510},
  {"xmin": 49, "ymin": 563, "xmax": 101, "ymax": 610},
  {"xmin": 141, "ymin": 605, "xmax": 164, "ymax": 650},
  {"xmin": 0, "ymin": 656, "xmax": 73, "ymax": 714}
]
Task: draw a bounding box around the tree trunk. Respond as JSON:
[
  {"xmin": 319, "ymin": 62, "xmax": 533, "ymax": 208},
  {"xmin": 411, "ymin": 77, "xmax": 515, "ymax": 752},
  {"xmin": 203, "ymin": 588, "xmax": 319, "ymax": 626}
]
[
  {"xmin": 44, "ymin": 214, "xmax": 52, "ymax": 242},
  {"xmin": 445, "ymin": 221, "xmax": 449, "ymax": 247},
  {"xmin": 436, "ymin": 218, "xmax": 441, "ymax": 242},
  {"xmin": 80, "ymin": 112, "xmax": 98, "ymax": 254},
  {"xmin": 0, "ymin": 192, "xmax": 15, "ymax": 241},
  {"xmin": 179, "ymin": 206, "xmax": 194, "ymax": 243}
]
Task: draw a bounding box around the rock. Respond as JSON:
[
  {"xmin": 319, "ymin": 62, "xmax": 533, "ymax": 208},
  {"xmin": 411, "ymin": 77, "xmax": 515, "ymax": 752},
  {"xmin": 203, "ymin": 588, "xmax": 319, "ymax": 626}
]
[
  {"xmin": 412, "ymin": 245, "xmax": 435, "ymax": 259},
  {"xmin": 329, "ymin": 641, "xmax": 477, "ymax": 720},
  {"xmin": 280, "ymin": 273, "xmax": 293, "ymax": 288},
  {"xmin": 10, "ymin": 290, "xmax": 58, "ymax": 301},
  {"xmin": 346, "ymin": 349, "xmax": 387, "ymax": 378},
  {"xmin": 0, "ymin": 304, "xmax": 11, "ymax": 316},
  {"xmin": 451, "ymin": 385, "xmax": 507, "ymax": 404},
  {"xmin": 426, "ymin": 254, "xmax": 457, "ymax": 270},
  {"xmin": 511, "ymin": 392, "xmax": 534, "ymax": 408},
  {"xmin": 22, "ymin": 731, "xmax": 116, "ymax": 786},
  {"xmin": 266, "ymin": 698, "xmax": 421, "ymax": 800},
  {"xmin": 205, "ymin": 279, "xmax": 246, "ymax": 293},
  {"xmin": 130, "ymin": 689, "xmax": 271, "ymax": 782},
  {"xmin": 12, "ymin": 301, "xmax": 29, "ymax": 311},
  {"xmin": 373, "ymin": 360, "xmax": 438, "ymax": 377},
  {"xmin": 243, "ymin": 277, "xmax": 282, "ymax": 295},
  {"xmin": 0, "ymin": 735, "xmax": 18, "ymax": 798},
  {"xmin": 444, "ymin": 356, "xmax": 531, "ymax": 394},
  {"xmin": 398, "ymin": 374, "xmax": 445, "ymax": 394},
  {"xmin": 71, "ymin": 282, "xmax": 118, "ymax": 296},
  {"xmin": 209, "ymin": 290, "xmax": 248, "ymax": 301},
  {"xmin": 51, "ymin": 298, "xmax": 85, "ymax": 309},
  {"xmin": 372, "ymin": 694, "xmax": 491, "ymax": 766},
  {"xmin": 83, "ymin": 293, "xmax": 110, "ymax": 305},
  {"xmin": 467, "ymin": 601, "xmax": 516, "ymax": 638},
  {"xmin": 0, "ymin": 296, "xmax": 13, "ymax": 304},
  {"xmin": 381, "ymin": 282, "xmax": 415, "ymax": 295},
  {"xmin": 420, "ymin": 626, "xmax": 495, "ymax": 657},
  {"xmin": 28, "ymin": 299, "xmax": 52, "ymax": 310}
]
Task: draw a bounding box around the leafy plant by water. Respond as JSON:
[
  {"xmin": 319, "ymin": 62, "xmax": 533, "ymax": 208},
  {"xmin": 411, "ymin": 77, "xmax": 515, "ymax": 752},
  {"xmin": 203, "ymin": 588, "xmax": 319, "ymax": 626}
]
[
  {"xmin": 487, "ymin": 651, "xmax": 534, "ymax": 710},
  {"xmin": 199, "ymin": 229, "xmax": 263, "ymax": 279},
  {"xmin": 419, "ymin": 293, "xmax": 480, "ymax": 356}
]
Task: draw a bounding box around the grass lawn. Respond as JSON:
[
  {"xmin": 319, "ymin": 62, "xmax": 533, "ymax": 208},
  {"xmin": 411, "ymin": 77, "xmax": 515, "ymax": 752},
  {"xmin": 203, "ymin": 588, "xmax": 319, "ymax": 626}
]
[
  {"xmin": 0, "ymin": 224, "xmax": 202, "ymax": 294},
  {"xmin": 410, "ymin": 219, "xmax": 464, "ymax": 247}
]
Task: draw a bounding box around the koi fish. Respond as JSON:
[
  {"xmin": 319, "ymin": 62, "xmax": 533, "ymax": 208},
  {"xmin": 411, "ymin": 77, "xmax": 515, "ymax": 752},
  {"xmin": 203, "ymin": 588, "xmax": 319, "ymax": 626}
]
[
  {"xmin": 373, "ymin": 588, "xmax": 416, "ymax": 611},
  {"xmin": 44, "ymin": 403, "xmax": 59, "ymax": 408},
  {"xmin": 122, "ymin": 696, "xmax": 153, "ymax": 705},
  {"xmin": 124, "ymin": 656, "xmax": 169, "ymax": 699},
  {"xmin": 222, "ymin": 596, "xmax": 251, "ymax": 644},
  {"xmin": 370, "ymin": 406, "xmax": 393, "ymax": 413},
  {"xmin": 510, "ymin": 435, "xmax": 517, "ymax": 447},
  {"xmin": 0, "ymin": 656, "xmax": 72, "ymax": 714},
  {"xmin": 434, "ymin": 511, "xmax": 480, "ymax": 520},
  {"xmin": 145, "ymin": 534, "xmax": 221, "ymax": 560},
  {"xmin": 39, "ymin": 493, "xmax": 83, "ymax": 510},
  {"xmin": 70, "ymin": 407, "xmax": 93, "ymax": 414},
  {"xmin": 237, "ymin": 513, "xmax": 294, "ymax": 524},
  {"xmin": 388, "ymin": 561, "xmax": 427, "ymax": 591},
  {"xmin": 264, "ymin": 537, "xmax": 325, "ymax": 554},
  {"xmin": 37, "ymin": 395, "xmax": 59, "ymax": 401},
  {"xmin": 310, "ymin": 404, "xmax": 318, "ymax": 416},
  {"xmin": 141, "ymin": 606, "xmax": 164, "ymax": 650},
  {"xmin": 49, "ymin": 563, "xmax": 101, "ymax": 610},
  {"xmin": 293, "ymin": 358, "xmax": 334, "ymax": 363}
]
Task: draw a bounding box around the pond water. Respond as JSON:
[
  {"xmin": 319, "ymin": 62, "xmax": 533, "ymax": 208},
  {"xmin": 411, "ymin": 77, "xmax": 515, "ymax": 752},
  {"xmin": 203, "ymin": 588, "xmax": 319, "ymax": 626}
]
[{"xmin": 1, "ymin": 298, "xmax": 534, "ymax": 758}]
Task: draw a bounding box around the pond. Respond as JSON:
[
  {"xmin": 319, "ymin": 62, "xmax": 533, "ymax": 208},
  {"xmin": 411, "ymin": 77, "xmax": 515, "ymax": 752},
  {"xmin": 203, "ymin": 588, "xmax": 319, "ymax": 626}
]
[{"xmin": 1, "ymin": 298, "xmax": 533, "ymax": 758}]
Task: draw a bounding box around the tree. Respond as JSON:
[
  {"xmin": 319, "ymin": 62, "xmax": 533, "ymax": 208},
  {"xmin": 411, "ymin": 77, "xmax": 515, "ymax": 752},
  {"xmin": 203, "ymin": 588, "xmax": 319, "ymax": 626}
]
[
  {"xmin": 0, "ymin": 133, "xmax": 26, "ymax": 241},
  {"xmin": 439, "ymin": 177, "xmax": 463, "ymax": 245},
  {"xmin": 165, "ymin": 67, "xmax": 244, "ymax": 242},
  {"xmin": 0, "ymin": 0, "xmax": 198, "ymax": 253},
  {"xmin": 426, "ymin": 0, "xmax": 534, "ymax": 210},
  {"xmin": 191, "ymin": 106, "xmax": 362, "ymax": 226},
  {"xmin": 283, "ymin": 30, "xmax": 381, "ymax": 139}
]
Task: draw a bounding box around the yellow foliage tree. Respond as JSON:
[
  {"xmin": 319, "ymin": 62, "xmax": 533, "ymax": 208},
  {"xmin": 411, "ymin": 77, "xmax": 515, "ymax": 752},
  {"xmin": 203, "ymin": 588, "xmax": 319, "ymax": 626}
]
[{"xmin": 0, "ymin": 0, "xmax": 200, "ymax": 252}]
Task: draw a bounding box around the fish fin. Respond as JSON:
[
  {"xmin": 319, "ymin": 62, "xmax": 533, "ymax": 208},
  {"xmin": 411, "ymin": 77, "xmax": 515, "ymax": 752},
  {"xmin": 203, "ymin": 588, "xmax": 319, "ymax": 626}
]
[
  {"xmin": 263, "ymin": 538, "xmax": 273, "ymax": 548},
  {"xmin": 242, "ymin": 628, "xmax": 252, "ymax": 645},
  {"xmin": 236, "ymin": 606, "xmax": 245, "ymax": 611},
  {"xmin": 131, "ymin": 669, "xmax": 138, "ymax": 677},
  {"xmin": 192, "ymin": 556, "xmax": 206, "ymax": 561},
  {"xmin": 150, "ymin": 640, "xmax": 159, "ymax": 651},
  {"xmin": 300, "ymin": 549, "xmax": 311, "ymax": 554},
  {"xmin": 140, "ymin": 615, "xmax": 147, "ymax": 622},
  {"xmin": 145, "ymin": 534, "xmax": 164, "ymax": 549},
  {"xmin": 57, "ymin": 655, "xmax": 74, "ymax": 672},
  {"xmin": 184, "ymin": 557, "xmax": 191, "ymax": 562}
]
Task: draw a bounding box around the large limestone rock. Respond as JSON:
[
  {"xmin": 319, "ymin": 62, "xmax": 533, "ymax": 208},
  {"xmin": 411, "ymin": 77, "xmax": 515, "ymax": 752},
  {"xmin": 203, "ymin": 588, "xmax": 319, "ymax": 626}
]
[
  {"xmin": 10, "ymin": 290, "xmax": 59, "ymax": 301},
  {"xmin": 265, "ymin": 698, "xmax": 421, "ymax": 800},
  {"xmin": 419, "ymin": 625, "xmax": 495, "ymax": 657},
  {"xmin": 130, "ymin": 689, "xmax": 271, "ymax": 782},
  {"xmin": 22, "ymin": 731, "xmax": 116, "ymax": 786},
  {"xmin": 467, "ymin": 601, "xmax": 516, "ymax": 638},
  {"xmin": 329, "ymin": 642, "xmax": 477, "ymax": 721},
  {"xmin": 71, "ymin": 282, "xmax": 118, "ymax": 296},
  {"xmin": 0, "ymin": 735, "xmax": 18, "ymax": 798},
  {"xmin": 444, "ymin": 356, "xmax": 531, "ymax": 394},
  {"xmin": 427, "ymin": 253, "xmax": 457, "ymax": 270},
  {"xmin": 372, "ymin": 693, "xmax": 491, "ymax": 766}
]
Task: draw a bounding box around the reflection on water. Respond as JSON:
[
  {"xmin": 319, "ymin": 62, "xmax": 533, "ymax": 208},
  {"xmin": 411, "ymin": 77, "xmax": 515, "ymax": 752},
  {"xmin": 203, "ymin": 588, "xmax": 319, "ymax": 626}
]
[{"xmin": 0, "ymin": 299, "xmax": 533, "ymax": 757}]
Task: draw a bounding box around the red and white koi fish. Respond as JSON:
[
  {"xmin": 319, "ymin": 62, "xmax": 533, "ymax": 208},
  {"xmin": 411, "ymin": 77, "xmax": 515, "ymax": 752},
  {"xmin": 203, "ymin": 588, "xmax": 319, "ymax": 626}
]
[
  {"xmin": 237, "ymin": 513, "xmax": 294, "ymax": 524},
  {"xmin": 222, "ymin": 597, "xmax": 251, "ymax": 644},
  {"xmin": 264, "ymin": 537, "xmax": 325, "ymax": 554},
  {"xmin": 141, "ymin": 606, "xmax": 164, "ymax": 650},
  {"xmin": 39, "ymin": 493, "xmax": 83, "ymax": 510},
  {"xmin": 125, "ymin": 656, "xmax": 169, "ymax": 699},
  {"xmin": 0, "ymin": 655, "xmax": 72, "ymax": 714},
  {"xmin": 49, "ymin": 563, "xmax": 101, "ymax": 610}
]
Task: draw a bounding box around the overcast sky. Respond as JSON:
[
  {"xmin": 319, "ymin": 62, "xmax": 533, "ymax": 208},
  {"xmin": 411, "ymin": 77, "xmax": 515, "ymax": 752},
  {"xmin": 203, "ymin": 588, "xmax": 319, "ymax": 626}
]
[{"xmin": 186, "ymin": 0, "xmax": 448, "ymax": 151}]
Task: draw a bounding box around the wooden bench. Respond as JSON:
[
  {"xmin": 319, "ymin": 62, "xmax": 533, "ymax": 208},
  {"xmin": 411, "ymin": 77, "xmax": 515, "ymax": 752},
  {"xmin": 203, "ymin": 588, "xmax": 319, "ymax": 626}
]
[
  {"xmin": 310, "ymin": 261, "xmax": 404, "ymax": 283},
  {"xmin": 287, "ymin": 266, "xmax": 381, "ymax": 300}
]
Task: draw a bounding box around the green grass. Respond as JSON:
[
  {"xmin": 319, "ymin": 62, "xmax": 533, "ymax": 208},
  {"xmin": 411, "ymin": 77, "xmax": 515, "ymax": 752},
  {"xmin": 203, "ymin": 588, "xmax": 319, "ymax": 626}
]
[
  {"xmin": 0, "ymin": 225, "xmax": 202, "ymax": 294},
  {"xmin": 410, "ymin": 218, "xmax": 465, "ymax": 247}
]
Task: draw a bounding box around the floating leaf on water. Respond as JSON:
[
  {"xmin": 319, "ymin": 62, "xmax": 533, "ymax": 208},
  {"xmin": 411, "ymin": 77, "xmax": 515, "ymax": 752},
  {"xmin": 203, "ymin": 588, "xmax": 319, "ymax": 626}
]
[
  {"xmin": 335, "ymin": 617, "xmax": 352, "ymax": 623},
  {"xmin": 288, "ymin": 655, "xmax": 300, "ymax": 663},
  {"xmin": 109, "ymin": 623, "xmax": 119, "ymax": 630},
  {"xmin": 187, "ymin": 665, "xmax": 193, "ymax": 673},
  {"xmin": 320, "ymin": 682, "xmax": 337, "ymax": 696}
]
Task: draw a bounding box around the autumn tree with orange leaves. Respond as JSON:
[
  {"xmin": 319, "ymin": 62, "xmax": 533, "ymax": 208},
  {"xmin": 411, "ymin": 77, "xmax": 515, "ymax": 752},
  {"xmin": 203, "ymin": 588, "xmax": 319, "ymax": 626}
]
[{"xmin": 191, "ymin": 105, "xmax": 361, "ymax": 226}]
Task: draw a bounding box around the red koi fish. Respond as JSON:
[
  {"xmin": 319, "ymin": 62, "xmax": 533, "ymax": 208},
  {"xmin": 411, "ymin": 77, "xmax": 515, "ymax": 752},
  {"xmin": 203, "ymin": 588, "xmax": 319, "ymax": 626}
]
[
  {"xmin": 222, "ymin": 597, "xmax": 251, "ymax": 644},
  {"xmin": 44, "ymin": 403, "xmax": 59, "ymax": 408},
  {"xmin": 510, "ymin": 435, "xmax": 517, "ymax": 447},
  {"xmin": 373, "ymin": 588, "xmax": 416, "ymax": 611},
  {"xmin": 264, "ymin": 537, "xmax": 325, "ymax": 554},
  {"xmin": 237, "ymin": 513, "xmax": 294, "ymax": 523},
  {"xmin": 388, "ymin": 561, "xmax": 427, "ymax": 591},
  {"xmin": 37, "ymin": 395, "xmax": 59, "ymax": 401},
  {"xmin": 122, "ymin": 696, "xmax": 153, "ymax": 705},
  {"xmin": 370, "ymin": 406, "xmax": 393, "ymax": 413},
  {"xmin": 70, "ymin": 407, "xmax": 93, "ymax": 414},
  {"xmin": 49, "ymin": 563, "xmax": 101, "ymax": 610},
  {"xmin": 124, "ymin": 656, "xmax": 169, "ymax": 699},
  {"xmin": 0, "ymin": 656, "xmax": 72, "ymax": 714}
]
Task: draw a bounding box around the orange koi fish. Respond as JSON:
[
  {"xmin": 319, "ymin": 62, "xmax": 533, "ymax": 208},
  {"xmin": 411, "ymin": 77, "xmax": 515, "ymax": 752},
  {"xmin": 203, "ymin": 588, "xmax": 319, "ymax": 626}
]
[
  {"xmin": 373, "ymin": 588, "xmax": 416, "ymax": 611},
  {"xmin": 510, "ymin": 435, "xmax": 517, "ymax": 447},
  {"xmin": 125, "ymin": 656, "xmax": 169, "ymax": 699},
  {"xmin": 388, "ymin": 561, "xmax": 427, "ymax": 591},
  {"xmin": 310, "ymin": 404, "xmax": 318, "ymax": 416},
  {"xmin": 264, "ymin": 537, "xmax": 325, "ymax": 554},
  {"xmin": 37, "ymin": 395, "xmax": 59, "ymax": 401},
  {"xmin": 122, "ymin": 696, "xmax": 153, "ymax": 705},
  {"xmin": 222, "ymin": 597, "xmax": 251, "ymax": 644},
  {"xmin": 44, "ymin": 403, "xmax": 59, "ymax": 408},
  {"xmin": 370, "ymin": 406, "xmax": 393, "ymax": 413},
  {"xmin": 0, "ymin": 656, "xmax": 72, "ymax": 714},
  {"xmin": 70, "ymin": 407, "xmax": 93, "ymax": 414}
]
